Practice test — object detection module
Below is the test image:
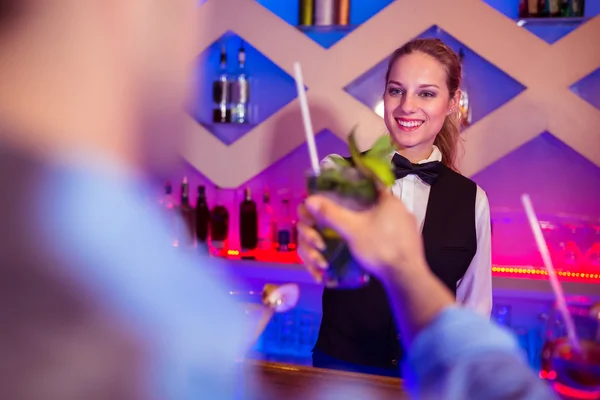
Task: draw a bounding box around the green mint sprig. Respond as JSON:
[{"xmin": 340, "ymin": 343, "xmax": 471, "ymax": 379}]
[{"xmin": 328, "ymin": 126, "xmax": 397, "ymax": 187}]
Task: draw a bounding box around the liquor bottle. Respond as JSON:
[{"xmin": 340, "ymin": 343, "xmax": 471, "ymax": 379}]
[
  {"xmin": 314, "ymin": 0, "xmax": 335, "ymax": 26},
  {"xmin": 159, "ymin": 181, "xmax": 178, "ymax": 247},
  {"xmin": 458, "ymin": 48, "xmax": 471, "ymax": 129},
  {"xmin": 258, "ymin": 189, "xmax": 276, "ymax": 250},
  {"xmin": 239, "ymin": 187, "xmax": 258, "ymax": 251},
  {"xmin": 335, "ymin": 0, "xmax": 351, "ymax": 26},
  {"xmin": 546, "ymin": 0, "xmax": 562, "ymax": 16},
  {"xmin": 195, "ymin": 185, "xmax": 210, "ymax": 252},
  {"xmin": 231, "ymin": 41, "xmax": 250, "ymax": 124},
  {"xmin": 570, "ymin": 0, "xmax": 584, "ymax": 17},
  {"xmin": 277, "ymin": 198, "xmax": 293, "ymax": 252},
  {"xmin": 298, "ymin": 0, "xmax": 314, "ymax": 27},
  {"xmin": 527, "ymin": 0, "xmax": 541, "ymax": 17},
  {"xmin": 518, "ymin": 0, "xmax": 528, "ymax": 18},
  {"xmin": 178, "ymin": 177, "xmax": 196, "ymax": 249},
  {"xmin": 210, "ymin": 186, "xmax": 229, "ymax": 250},
  {"xmin": 212, "ymin": 44, "xmax": 231, "ymax": 123}
]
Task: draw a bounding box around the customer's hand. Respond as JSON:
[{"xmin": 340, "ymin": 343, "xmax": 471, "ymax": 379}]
[
  {"xmin": 300, "ymin": 190, "xmax": 428, "ymax": 282},
  {"xmin": 296, "ymin": 202, "xmax": 328, "ymax": 283}
]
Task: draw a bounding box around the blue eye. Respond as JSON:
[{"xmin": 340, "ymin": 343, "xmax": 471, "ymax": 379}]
[
  {"xmin": 421, "ymin": 91, "xmax": 435, "ymax": 98},
  {"xmin": 388, "ymin": 88, "xmax": 402, "ymax": 95}
]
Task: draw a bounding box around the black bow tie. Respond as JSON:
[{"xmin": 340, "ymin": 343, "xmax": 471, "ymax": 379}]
[{"xmin": 391, "ymin": 153, "xmax": 442, "ymax": 185}]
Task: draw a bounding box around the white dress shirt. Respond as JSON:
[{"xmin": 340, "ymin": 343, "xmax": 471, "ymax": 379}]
[{"xmin": 322, "ymin": 146, "xmax": 492, "ymax": 317}]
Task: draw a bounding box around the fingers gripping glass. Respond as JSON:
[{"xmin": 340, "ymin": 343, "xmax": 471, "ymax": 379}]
[{"xmin": 306, "ymin": 167, "xmax": 379, "ymax": 289}]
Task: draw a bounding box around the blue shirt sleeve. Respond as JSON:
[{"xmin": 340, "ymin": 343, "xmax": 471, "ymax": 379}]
[
  {"xmin": 402, "ymin": 306, "xmax": 559, "ymax": 400},
  {"xmin": 40, "ymin": 161, "xmax": 254, "ymax": 400}
]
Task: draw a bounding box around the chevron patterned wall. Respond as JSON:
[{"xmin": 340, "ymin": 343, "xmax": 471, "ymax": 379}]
[{"xmin": 170, "ymin": 0, "xmax": 600, "ymax": 263}]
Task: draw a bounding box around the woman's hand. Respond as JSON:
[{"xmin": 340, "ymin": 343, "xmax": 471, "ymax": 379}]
[{"xmin": 296, "ymin": 202, "xmax": 328, "ymax": 283}]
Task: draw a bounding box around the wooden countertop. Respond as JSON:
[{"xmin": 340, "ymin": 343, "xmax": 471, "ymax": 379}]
[{"xmin": 240, "ymin": 359, "xmax": 407, "ymax": 400}]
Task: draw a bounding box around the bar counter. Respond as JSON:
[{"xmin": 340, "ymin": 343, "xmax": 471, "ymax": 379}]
[
  {"xmin": 240, "ymin": 359, "xmax": 407, "ymax": 400},
  {"xmin": 205, "ymin": 256, "xmax": 599, "ymax": 374}
]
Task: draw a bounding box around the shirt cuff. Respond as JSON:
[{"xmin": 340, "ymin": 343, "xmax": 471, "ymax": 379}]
[{"xmin": 402, "ymin": 306, "xmax": 523, "ymax": 381}]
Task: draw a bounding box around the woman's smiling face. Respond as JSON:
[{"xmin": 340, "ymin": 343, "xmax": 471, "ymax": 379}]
[{"xmin": 383, "ymin": 51, "xmax": 458, "ymax": 161}]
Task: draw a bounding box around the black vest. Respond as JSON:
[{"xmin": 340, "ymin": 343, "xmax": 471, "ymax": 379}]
[{"xmin": 314, "ymin": 163, "xmax": 478, "ymax": 370}]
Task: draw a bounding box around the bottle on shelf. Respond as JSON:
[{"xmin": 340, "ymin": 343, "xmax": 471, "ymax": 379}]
[
  {"xmin": 159, "ymin": 181, "xmax": 178, "ymax": 247},
  {"xmin": 298, "ymin": 0, "xmax": 314, "ymax": 28},
  {"xmin": 212, "ymin": 44, "xmax": 231, "ymax": 123},
  {"xmin": 567, "ymin": 0, "xmax": 585, "ymax": 17},
  {"xmin": 519, "ymin": 0, "xmax": 541, "ymax": 17},
  {"xmin": 518, "ymin": 0, "xmax": 528, "ymax": 18},
  {"xmin": 335, "ymin": 0, "xmax": 351, "ymax": 26},
  {"xmin": 177, "ymin": 177, "xmax": 196, "ymax": 249},
  {"xmin": 195, "ymin": 185, "xmax": 210, "ymax": 253},
  {"xmin": 457, "ymin": 48, "xmax": 472, "ymax": 129},
  {"xmin": 314, "ymin": 0, "xmax": 335, "ymax": 26},
  {"xmin": 258, "ymin": 189, "xmax": 276, "ymax": 250},
  {"xmin": 239, "ymin": 187, "xmax": 258, "ymax": 251},
  {"xmin": 545, "ymin": 0, "xmax": 562, "ymax": 17},
  {"xmin": 277, "ymin": 198, "xmax": 293, "ymax": 252},
  {"xmin": 210, "ymin": 186, "xmax": 229, "ymax": 250},
  {"xmin": 231, "ymin": 41, "xmax": 250, "ymax": 124}
]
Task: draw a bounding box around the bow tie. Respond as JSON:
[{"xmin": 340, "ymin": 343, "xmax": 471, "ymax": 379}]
[{"xmin": 391, "ymin": 153, "xmax": 441, "ymax": 185}]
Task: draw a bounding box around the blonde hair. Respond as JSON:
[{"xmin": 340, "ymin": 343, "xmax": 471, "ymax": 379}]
[{"xmin": 385, "ymin": 38, "xmax": 464, "ymax": 171}]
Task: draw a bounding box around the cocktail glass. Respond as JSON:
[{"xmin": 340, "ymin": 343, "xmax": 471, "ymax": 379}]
[
  {"xmin": 540, "ymin": 300, "xmax": 600, "ymax": 399},
  {"xmin": 306, "ymin": 164, "xmax": 379, "ymax": 289}
]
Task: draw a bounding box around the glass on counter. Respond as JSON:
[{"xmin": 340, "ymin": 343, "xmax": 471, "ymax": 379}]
[
  {"xmin": 540, "ymin": 299, "xmax": 600, "ymax": 399},
  {"xmin": 229, "ymin": 283, "xmax": 300, "ymax": 351}
]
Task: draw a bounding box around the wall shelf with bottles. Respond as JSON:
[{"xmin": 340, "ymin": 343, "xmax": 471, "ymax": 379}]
[
  {"xmin": 161, "ymin": 174, "xmax": 600, "ymax": 284},
  {"xmin": 517, "ymin": 0, "xmax": 586, "ymax": 19},
  {"xmin": 189, "ymin": 30, "xmax": 299, "ymax": 146},
  {"xmin": 483, "ymin": 0, "xmax": 598, "ymax": 44},
  {"xmin": 256, "ymin": 0, "xmax": 394, "ymax": 49}
]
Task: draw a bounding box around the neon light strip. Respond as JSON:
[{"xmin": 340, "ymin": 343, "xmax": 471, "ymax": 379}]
[{"xmin": 492, "ymin": 266, "xmax": 600, "ymax": 281}]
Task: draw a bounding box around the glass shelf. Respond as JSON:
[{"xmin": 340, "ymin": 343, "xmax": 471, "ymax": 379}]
[
  {"xmin": 200, "ymin": 121, "xmax": 258, "ymax": 129},
  {"xmin": 516, "ymin": 17, "xmax": 588, "ymax": 26},
  {"xmin": 296, "ymin": 24, "xmax": 359, "ymax": 33}
]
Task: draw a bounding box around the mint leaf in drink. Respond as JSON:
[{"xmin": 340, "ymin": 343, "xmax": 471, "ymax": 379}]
[
  {"xmin": 365, "ymin": 135, "xmax": 394, "ymax": 160},
  {"xmin": 348, "ymin": 128, "xmax": 396, "ymax": 188},
  {"xmin": 361, "ymin": 157, "xmax": 395, "ymax": 186},
  {"xmin": 328, "ymin": 156, "xmax": 352, "ymax": 168}
]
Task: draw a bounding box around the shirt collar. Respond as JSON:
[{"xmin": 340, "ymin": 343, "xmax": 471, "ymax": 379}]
[{"xmin": 391, "ymin": 145, "xmax": 443, "ymax": 164}]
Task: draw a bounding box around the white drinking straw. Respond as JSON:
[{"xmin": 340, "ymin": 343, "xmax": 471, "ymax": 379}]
[
  {"xmin": 521, "ymin": 194, "xmax": 582, "ymax": 353},
  {"xmin": 293, "ymin": 62, "xmax": 320, "ymax": 175}
]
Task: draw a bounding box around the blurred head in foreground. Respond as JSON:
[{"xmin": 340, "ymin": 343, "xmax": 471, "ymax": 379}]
[
  {"xmin": 0, "ymin": 0, "xmax": 198, "ymax": 179},
  {"xmin": 0, "ymin": 1, "xmax": 253, "ymax": 399}
]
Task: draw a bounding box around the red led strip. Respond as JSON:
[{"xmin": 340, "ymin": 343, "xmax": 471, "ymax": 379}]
[
  {"xmin": 216, "ymin": 248, "xmax": 600, "ymax": 283},
  {"xmin": 492, "ymin": 266, "xmax": 600, "ymax": 282}
]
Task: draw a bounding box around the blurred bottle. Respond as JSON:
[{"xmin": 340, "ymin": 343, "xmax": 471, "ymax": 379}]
[
  {"xmin": 212, "ymin": 44, "xmax": 231, "ymax": 123},
  {"xmin": 239, "ymin": 187, "xmax": 258, "ymax": 251},
  {"xmin": 210, "ymin": 186, "xmax": 229, "ymax": 250},
  {"xmin": 277, "ymin": 198, "xmax": 293, "ymax": 252},
  {"xmin": 458, "ymin": 48, "xmax": 471, "ymax": 128},
  {"xmin": 335, "ymin": 0, "xmax": 350, "ymax": 26},
  {"xmin": 258, "ymin": 189, "xmax": 276, "ymax": 250},
  {"xmin": 159, "ymin": 181, "xmax": 178, "ymax": 247},
  {"xmin": 177, "ymin": 177, "xmax": 196, "ymax": 250},
  {"xmin": 298, "ymin": 0, "xmax": 314, "ymax": 27},
  {"xmin": 231, "ymin": 41, "xmax": 250, "ymax": 124},
  {"xmin": 195, "ymin": 185, "xmax": 210, "ymax": 253}
]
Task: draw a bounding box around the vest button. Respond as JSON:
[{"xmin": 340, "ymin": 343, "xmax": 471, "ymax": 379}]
[{"xmin": 391, "ymin": 359, "xmax": 398, "ymax": 366}]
